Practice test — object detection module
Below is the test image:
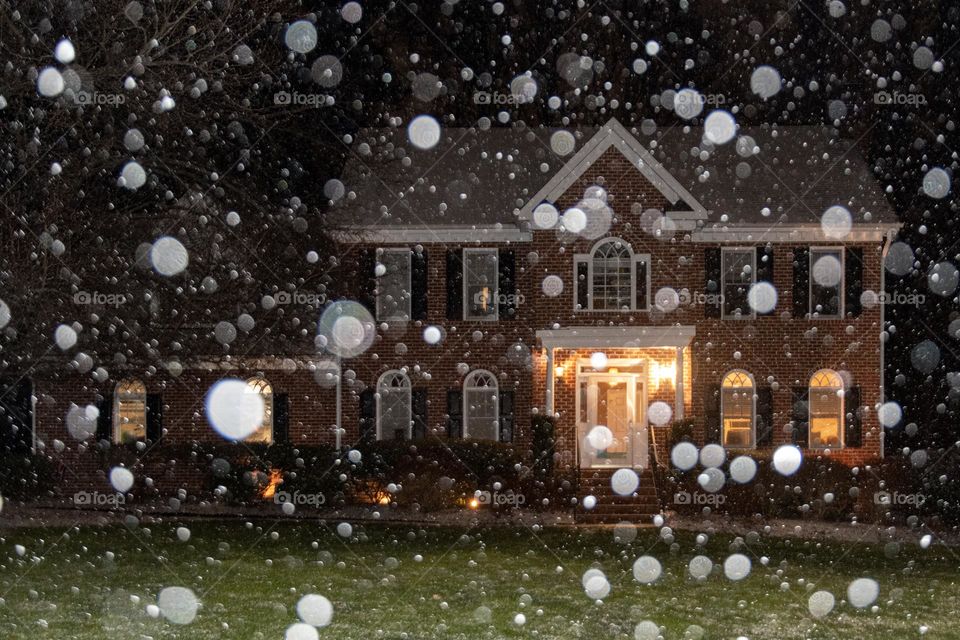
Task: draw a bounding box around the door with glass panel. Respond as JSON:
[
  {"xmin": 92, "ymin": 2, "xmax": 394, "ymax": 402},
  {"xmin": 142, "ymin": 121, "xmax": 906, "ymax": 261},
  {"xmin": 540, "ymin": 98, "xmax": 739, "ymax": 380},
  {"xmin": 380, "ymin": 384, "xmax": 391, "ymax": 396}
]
[{"xmin": 577, "ymin": 373, "xmax": 647, "ymax": 468}]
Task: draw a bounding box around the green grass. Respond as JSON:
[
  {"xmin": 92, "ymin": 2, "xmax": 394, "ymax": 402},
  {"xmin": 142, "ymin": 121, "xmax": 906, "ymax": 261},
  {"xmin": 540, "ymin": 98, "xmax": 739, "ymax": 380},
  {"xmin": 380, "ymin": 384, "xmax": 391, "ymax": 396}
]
[{"xmin": 0, "ymin": 518, "xmax": 958, "ymax": 639}]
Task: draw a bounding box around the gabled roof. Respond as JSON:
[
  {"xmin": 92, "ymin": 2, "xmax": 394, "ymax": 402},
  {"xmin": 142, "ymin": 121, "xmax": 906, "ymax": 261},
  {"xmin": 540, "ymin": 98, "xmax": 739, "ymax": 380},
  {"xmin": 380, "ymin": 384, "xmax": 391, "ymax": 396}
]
[{"xmin": 330, "ymin": 117, "xmax": 898, "ymax": 234}]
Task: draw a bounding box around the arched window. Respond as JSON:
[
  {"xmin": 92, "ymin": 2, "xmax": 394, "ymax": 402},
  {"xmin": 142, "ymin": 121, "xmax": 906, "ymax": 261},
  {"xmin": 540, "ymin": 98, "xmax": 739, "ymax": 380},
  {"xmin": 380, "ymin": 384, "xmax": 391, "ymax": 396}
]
[
  {"xmin": 377, "ymin": 370, "xmax": 412, "ymax": 440},
  {"xmin": 721, "ymin": 370, "xmax": 755, "ymax": 447},
  {"xmin": 809, "ymin": 369, "xmax": 843, "ymax": 448},
  {"xmin": 463, "ymin": 369, "xmax": 499, "ymax": 440},
  {"xmin": 114, "ymin": 379, "xmax": 146, "ymax": 443},
  {"xmin": 591, "ymin": 239, "xmax": 633, "ymax": 310},
  {"xmin": 245, "ymin": 376, "xmax": 273, "ymax": 444}
]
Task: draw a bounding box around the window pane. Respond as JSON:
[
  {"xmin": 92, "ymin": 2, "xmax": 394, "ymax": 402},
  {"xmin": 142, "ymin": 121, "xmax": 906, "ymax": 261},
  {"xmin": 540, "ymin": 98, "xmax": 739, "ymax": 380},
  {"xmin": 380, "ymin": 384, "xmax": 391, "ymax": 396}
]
[
  {"xmin": 592, "ymin": 242, "xmax": 632, "ymax": 310},
  {"xmin": 809, "ymin": 388, "xmax": 841, "ymax": 447},
  {"xmin": 722, "ymin": 387, "xmax": 753, "ymax": 447},
  {"xmin": 377, "ymin": 251, "xmax": 411, "ymax": 321},
  {"xmin": 115, "ymin": 379, "xmax": 146, "ymax": 443},
  {"xmin": 244, "ymin": 378, "xmax": 273, "ymax": 443},
  {"xmin": 722, "ymin": 249, "xmax": 753, "ymax": 317},
  {"xmin": 465, "ymin": 251, "xmax": 498, "ymax": 319},
  {"xmin": 810, "ymin": 250, "xmax": 842, "ymax": 317}
]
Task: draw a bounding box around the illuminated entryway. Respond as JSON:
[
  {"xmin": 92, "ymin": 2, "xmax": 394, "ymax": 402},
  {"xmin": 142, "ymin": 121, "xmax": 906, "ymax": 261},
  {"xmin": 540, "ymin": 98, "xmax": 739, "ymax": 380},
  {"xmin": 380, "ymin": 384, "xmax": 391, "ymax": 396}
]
[{"xmin": 576, "ymin": 359, "xmax": 648, "ymax": 469}]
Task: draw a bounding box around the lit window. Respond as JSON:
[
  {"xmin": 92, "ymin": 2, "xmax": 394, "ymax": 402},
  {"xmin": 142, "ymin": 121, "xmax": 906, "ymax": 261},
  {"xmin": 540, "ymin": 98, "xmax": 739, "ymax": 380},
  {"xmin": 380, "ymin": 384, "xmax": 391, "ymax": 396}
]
[
  {"xmin": 376, "ymin": 249, "xmax": 412, "ymax": 321},
  {"xmin": 463, "ymin": 369, "xmax": 498, "ymax": 440},
  {"xmin": 721, "ymin": 370, "xmax": 754, "ymax": 447},
  {"xmin": 245, "ymin": 377, "xmax": 273, "ymax": 444},
  {"xmin": 463, "ymin": 249, "xmax": 499, "ymax": 320},
  {"xmin": 810, "ymin": 248, "xmax": 843, "ymax": 318},
  {"xmin": 114, "ymin": 379, "xmax": 146, "ymax": 444},
  {"xmin": 722, "ymin": 248, "xmax": 755, "ymax": 317},
  {"xmin": 809, "ymin": 369, "xmax": 843, "ymax": 448},
  {"xmin": 377, "ymin": 370, "xmax": 411, "ymax": 440}
]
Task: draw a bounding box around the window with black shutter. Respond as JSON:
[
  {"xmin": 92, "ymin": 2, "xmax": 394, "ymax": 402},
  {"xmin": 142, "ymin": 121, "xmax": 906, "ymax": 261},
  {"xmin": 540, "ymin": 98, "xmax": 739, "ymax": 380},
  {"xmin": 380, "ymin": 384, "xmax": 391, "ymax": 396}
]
[
  {"xmin": 756, "ymin": 386, "xmax": 774, "ymax": 446},
  {"xmin": 792, "ymin": 248, "xmax": 810, "ymax": 318},
  {"xmin": 704, "ymin": 383, "xmax": 721, "ymax": 443},
  {"xmin": 445, "ymin": 250, "xmax": 463, "ymax": 320},
  {"xmin": 791, "ymin": 386, "xmax": 809, "ymax": 446},
  {"xmin": 845, "ymin": 247, "xmax": 863, "ymax": 317},
  {"xmin": 756, "ymin": 246, "xmax": 775, "ymax": 315},
  {"xmin": 446, "ymin": 389, "xmax": 463, "ymax": 438},
  {"xmin": 845, "ymin": 385, "xmax": 862, "ymax": 447},
  {"xmin": 273, "ymin": 393, "xmax": 290, "ymax": 444},
  {"xmin": 0, "ymin": 379, "xmax": 33, "ymax": 452},
  {"xmin": 412, "ymin": 389, "xmax": 428, "ymax": 439},
  {"xmin": 95, "ymin": 394, "xmax": 112, "ymax": 444},
  {"xmin": 358, "ymin": 248, "xmax": 377, "ymax": 315},
  {"xmin": 498, "ymin": 390, "xmax": 514, "ymax": 443},
  {"xmin": 411, "ymin": 250, "xmax": 429, "ymax": 320},
  {"xmin": 359, "ymin": 389, "xmax": 376, "ymax": 444},
  {"xmin": 704, "ymin": 248, "xmax": 722, "ymax": 318},
  {"xmin": 498, "ymin": 249, "xmax": 516, "ymax": 319},
  {"xmin": 146, "ymin": 393, "xmax": 163, "ymax": 442}
]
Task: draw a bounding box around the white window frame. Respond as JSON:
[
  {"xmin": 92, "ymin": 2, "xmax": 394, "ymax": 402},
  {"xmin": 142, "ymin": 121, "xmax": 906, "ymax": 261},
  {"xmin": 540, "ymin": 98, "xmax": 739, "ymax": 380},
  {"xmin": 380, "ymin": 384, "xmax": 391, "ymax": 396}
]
[
  {"xmin": 463, "ymin": 369, "xmax": 499, "ymax": 440},
  {"xmin": 113, "ymin": 378, "xmax": 147, "ymax": 444},
  {"xmin": 462, "ymin": 248, "xmax": 499, "ymax": 321},
  {"xmin": 376, "ymin": 370, "xmax": 412, "ymax": 441},
  {"xmin": 721, "ymin": 246, "xmax": 756, "ymax": 319},
  {"xmin": 573, "ymin": 238, "xmax": 650, "ymax": 312},
  {"xmin": 808, "ymin": 246, "xmax": 845, "ymax": 319},
  {"xmin": 720, "ymin": 370, "xmax": 756, "ymax": 449},
  {"xmin": 376, "ymin": 248, "xmax": 413, "ymax": 322},
  {"xmin": 808, "ymin": 369, "xmax": 845, "ymax": 449}
]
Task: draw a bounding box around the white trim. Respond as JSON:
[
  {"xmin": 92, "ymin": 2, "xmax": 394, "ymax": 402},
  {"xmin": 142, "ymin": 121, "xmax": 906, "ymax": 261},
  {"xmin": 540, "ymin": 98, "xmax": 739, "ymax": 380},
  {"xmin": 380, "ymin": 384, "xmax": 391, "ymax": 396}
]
[
  {"xmin": 720, "ymin": 369, "xmax": 756, "ymax": 449},
  {"xmin": 462, "ymin": 247, "xmax": 500, "ymax": 321},
  {"xmin": 808, "ymin": 369, "xmax": 845, "ymax": 450},
  {"xmin": 463, "ymin": 369, "xmax": 499, "ymax": 440},
  {"xmin": 517, "ymin": 117, "xmax": 709, "ymax": 222},
  {"xmin": 330, "ymin": 228, "xmax": 532, "ymax": 243},
  {"xmin": 376, "ymin": 369, "xmax": 412, "ymax": 441},
  {"xmin": 809, "ymin": 246, "xmax": 845, "ymax": 319},
  {"xmin": 879, "ymin": 230, "xmax": 894, "ymax": 458},
  {"xmin": 375, "ymin": 248, "xmax": 412, "ymax": 322},
  {"xmin": 721, "ymin": 246, "xmax": 756, "ymax": 319},
  {"xmin": 536, "ymin": 325, "xmax": 696, "ymax": 350},
  {"xmin": 573, "ymin": 238, "xmax": 651, "ymax": 312},
  {"xmin": 692, "ymin": 224, "xmax": 902, "ymax": 243}
]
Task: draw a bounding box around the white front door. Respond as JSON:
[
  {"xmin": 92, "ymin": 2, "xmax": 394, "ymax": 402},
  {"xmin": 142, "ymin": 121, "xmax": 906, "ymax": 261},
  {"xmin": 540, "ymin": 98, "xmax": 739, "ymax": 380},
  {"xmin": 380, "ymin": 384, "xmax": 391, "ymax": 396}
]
[{"xmin": 577, "ymin": 373, "xmax": 648, "ymax": 469}]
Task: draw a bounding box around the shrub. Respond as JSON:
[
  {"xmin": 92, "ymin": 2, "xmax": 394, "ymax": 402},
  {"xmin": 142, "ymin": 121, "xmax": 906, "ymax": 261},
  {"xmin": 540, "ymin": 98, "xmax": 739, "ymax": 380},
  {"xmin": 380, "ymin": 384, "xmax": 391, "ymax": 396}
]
[
  {"xmin": 531, "ymin": 415, "xmax": 556, "ymax": 477},
  {"xmin": 0, "ymin": 452, "xmax": 56, "ymax": 501}
]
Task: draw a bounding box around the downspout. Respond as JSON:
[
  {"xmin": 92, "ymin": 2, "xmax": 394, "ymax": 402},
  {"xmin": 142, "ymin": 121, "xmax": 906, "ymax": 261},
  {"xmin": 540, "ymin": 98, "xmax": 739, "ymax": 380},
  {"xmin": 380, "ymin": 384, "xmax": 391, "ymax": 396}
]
[
  {"xmin": 335, "ymin": 355, "xmax": 342, "ymax": 450},
  {"xmin": 879, "ymin": 230, "xmax": 894, "ymax": 459}
]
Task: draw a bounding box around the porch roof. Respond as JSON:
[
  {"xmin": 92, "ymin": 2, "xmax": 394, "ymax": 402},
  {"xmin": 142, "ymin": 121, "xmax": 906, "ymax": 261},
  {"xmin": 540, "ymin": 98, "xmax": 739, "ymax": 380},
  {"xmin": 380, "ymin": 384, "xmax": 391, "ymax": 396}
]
[{"xmin": 536, "ymin": 326, "xmax": 696, "ymax": 350}]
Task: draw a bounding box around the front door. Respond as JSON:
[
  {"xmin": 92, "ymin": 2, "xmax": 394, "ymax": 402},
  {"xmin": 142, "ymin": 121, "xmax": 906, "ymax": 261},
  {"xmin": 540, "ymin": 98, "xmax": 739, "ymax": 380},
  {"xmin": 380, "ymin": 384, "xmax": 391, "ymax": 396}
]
[{"xmin": 577, "ymin": 373, "xmax": 648, "ymax": 469}]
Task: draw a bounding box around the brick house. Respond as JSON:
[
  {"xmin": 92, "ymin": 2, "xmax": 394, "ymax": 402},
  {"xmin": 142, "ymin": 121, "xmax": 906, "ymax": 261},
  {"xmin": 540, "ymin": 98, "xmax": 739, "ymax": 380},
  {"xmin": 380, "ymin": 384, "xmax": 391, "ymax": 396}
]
[{"xmin": 6, "ymin": 117, "xmax": 901, "ymax": 505}]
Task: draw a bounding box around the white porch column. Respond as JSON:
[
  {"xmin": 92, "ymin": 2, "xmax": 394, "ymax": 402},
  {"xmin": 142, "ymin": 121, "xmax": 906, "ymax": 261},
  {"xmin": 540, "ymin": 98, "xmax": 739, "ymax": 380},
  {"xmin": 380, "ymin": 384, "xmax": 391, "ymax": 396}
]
[
  {"xmin": 545, "ymin": 348, "xmax": 555, "ymax": 415},
  {"xmin": 675, "ymin": 347, "xmax": 684, "ymax": 420}
]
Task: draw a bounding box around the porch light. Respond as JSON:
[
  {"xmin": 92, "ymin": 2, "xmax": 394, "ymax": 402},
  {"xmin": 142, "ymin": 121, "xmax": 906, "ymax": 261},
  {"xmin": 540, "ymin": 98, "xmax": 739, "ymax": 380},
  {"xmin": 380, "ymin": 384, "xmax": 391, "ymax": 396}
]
[
  {"xmin": 653, "ymin": 362, "xmax": 676, "ymax": 389},
  {"xmin": 554, "ymin": 365, "xmax": 565, "ymax": 378}
]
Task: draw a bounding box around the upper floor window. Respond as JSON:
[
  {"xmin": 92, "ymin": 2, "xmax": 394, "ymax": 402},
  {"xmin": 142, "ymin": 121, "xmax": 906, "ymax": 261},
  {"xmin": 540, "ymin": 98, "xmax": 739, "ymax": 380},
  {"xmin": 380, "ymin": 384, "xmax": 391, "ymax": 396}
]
[
  {"xmin": 574, "ymin": 238, "xmax": 650, "ymax": 311},
  {"xmin": 114, "ymin": 379, "xmax": 146, "ymax": 443},
  {"xmin": 809, "ymin": 369, "xmax": 843, "ymax": 448},
  {"xmin": 721, "ymin": 370, "xmax": 754, "ymax": 448},
  {"xmin": 810, "ymin": 248, "xmax": 843, "ymax": 318},
  {"xmin": 463, "ymin": 248, "xmax": 499, "ymax": 320},
  {"xmin": 376, "ymin": 249, "xmax": 412, "ymax": 321},
  {"xmin": 721, "ymin": 247, "xmax": 755, "ymax": 318},
  {"xmin": 245, "ymin": 376, "xmax": 274, "ymax": 444},
  {"xmin": 377, "ymin": 370, "xmax": 411, "ymax": 440},
  {"xmin": 463, "ymin": 369, "xmax": 498, "ymax": 440}
]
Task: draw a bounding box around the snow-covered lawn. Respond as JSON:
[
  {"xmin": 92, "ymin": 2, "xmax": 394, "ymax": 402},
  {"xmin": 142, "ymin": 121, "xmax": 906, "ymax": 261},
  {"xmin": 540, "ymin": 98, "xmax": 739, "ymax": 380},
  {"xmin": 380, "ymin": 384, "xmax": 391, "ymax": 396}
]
[{"xmin": 0, "ymin": 521, "xmax": 952, "ymax": 639}]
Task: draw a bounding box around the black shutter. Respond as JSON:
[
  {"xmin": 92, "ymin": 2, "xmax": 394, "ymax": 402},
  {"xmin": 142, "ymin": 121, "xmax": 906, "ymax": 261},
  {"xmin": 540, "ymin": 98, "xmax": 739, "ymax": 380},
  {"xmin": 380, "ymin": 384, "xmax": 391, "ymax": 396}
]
[
  {"xmin": 498, "ymin": 249, "xmax": 516, "ymax": 319},
  {"xmin": 791, "ymin": 386, "xmax": 809, "ymax": 446},
  {"xmin": 358, "ymin": 248, "xmax": 376, "ymax": 315},
  {"xmin": 845, "ymin": 385, "xmax": 862, "ymax": 447},
  {"xmin": 704, "ymin": 248, "xmax": 721, "ymax": 318},
  {"xmin": 446, "ymin": 250, "xmax": 463, "ymax": 320},
  {"xmin": 845, "ymin": 247, "xmax": 863, "ymax": 317},
  {"xmin": 412, "ymin": 250, "xmax": 428, "ymax": 321},
  {"xmin": 576, "ymin": 260, "xmax": 589, "ymax": 310},
  {"xmin": 146, "ymin": 393, "xmax": 163, "ymax": 442},
  {"xmin": 359, "ymin": 388, "xmax": 376, "ymax": 443},
  {"xmin": 273, "ymin": 393, "xmax": 289, "ymax": 444},
  {"xmin": 96, "ymin": 394, "xmax": 112, "ymax": 443},
  {"xmin": 412, "ymin": 389, "xmax": 427, "ymax": 439},
  {"xmin": 635, "ymin": 257, "xmax": 648, "ymax": 310},
  {"xmin": 793, "ymin": 248, "xmax": 809, "ymax": 318},
  {"xmin": 756, "ymin": 386, "xmax": 774, "ymax": 446},
  {"xmin": 498, "ymin": 390, "xmax": 514, "ymax": 443},
  {"xmin": 446, "ymin": 389, "xmax": 463, "ymax": 438},
  {"xmin": 0, "ymin": 379, "xmax": 33, "ymax": 452},
  {"xmin": 756, "ymin": 246, "xmax": 775, "ymax": 315},
  {"xmin": 704, "ymin": 383, "xmax": 721, "ymax": 443}
]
